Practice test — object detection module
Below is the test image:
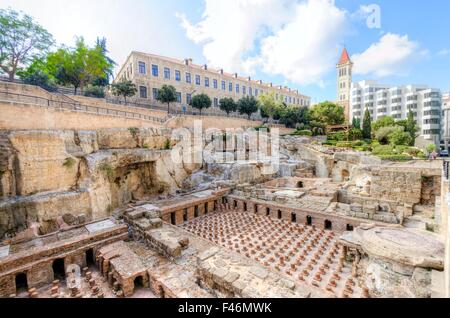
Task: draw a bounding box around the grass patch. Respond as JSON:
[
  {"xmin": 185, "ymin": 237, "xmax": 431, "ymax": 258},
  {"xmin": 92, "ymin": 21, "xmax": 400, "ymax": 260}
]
[{"xmin": 62, "ymin": 157, "xmax": 76, "ymax": 169}]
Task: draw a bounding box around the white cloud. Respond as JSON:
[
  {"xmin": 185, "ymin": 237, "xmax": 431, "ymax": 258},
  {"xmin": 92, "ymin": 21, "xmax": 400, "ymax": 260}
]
[
  {"xmin": 177, "ymin": 0, "xmax": 349, "ymax": 86},
  {"xmin": 352, "ymin": 33, "xmax": 424, "ymax": 77},
  {"xmin": 437, "ymin": 49, "xmax": 450, "ymax": 56}
]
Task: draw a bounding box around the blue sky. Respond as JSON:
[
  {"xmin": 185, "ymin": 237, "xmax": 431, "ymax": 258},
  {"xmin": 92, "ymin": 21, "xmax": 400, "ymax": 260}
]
[{"xmin": 1, "ymin": 0, "xmax": 449, "ymax": 103}]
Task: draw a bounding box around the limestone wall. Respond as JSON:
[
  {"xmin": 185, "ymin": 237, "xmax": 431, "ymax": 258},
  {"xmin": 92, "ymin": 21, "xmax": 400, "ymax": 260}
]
[{"xmin": 0, "ymin": 128, "xmax": 200, "ymax": 239}]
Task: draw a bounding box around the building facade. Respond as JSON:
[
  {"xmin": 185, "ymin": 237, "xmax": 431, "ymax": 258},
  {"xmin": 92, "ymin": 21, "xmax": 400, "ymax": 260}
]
[
  {"xmin": 336, "ymin": 48, "xmax": 353, "ymax": 121},
  {"xmin": 440, "ymin": 92, "xmax": 450, "ymax": 150},
  {"xmin": 115, "ymin": 51, "xmax": 310, "ymax": 113},
  {"xmin": 350, "ymin": 80, "xmax": 442, "ymax": 145}
]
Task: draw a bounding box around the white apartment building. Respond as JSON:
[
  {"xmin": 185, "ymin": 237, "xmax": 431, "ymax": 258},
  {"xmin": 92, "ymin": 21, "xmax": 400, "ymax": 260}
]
[
  {"xmin": 350, "ymin": 80, "xmax": 442, "ymax": 145},
  {"xmin": 440, "ymin": 92, "xmax": 450, "ymax": 150}
]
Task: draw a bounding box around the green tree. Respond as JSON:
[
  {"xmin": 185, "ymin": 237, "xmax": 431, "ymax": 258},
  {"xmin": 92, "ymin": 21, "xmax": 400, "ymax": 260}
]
[
  {"xmin": 352, "ymin": 117, "xmax": 361, "ymax": 129},
  {"xmin": 362, "ymin": 108, "xmax": 372, "ymax": 139},
  {"xmin": 388, "ymin": 129, "xmax": 412, "ymax": 146},
  {"xmin": 111, "ymin": 80, "xmax": 137, "ymax": 104},
  {"xmin": 258, "ymin": 92, "xmax": 283, "ymax": 122},
  {"xmin": 309, "ymin": 101, "xmax": 345, "ymax": 125},
  {"xmin": 405, "ymin": 110, "xmax": 419, "ymax": 146},
  {"xmin": 375, "ymin": 126, "xmax": 403, "ymax": 145},
  {"xmin": 92, "ymin": 37, "xmax": 116, "ymax": 87},
  {"xmin": 17, "ymin": 58, "xmax": 57, "ymax": 91},
  {"xmin": 279, "ymin": 105, "xmax": 310, "ymax": 128},
  {"xmin": 156, "ymin": 84, "xmax": 177, "ymax": 114},
  {"xmin": 237, "ymin": 96, "xmax": 259, "ymax": 120},
  {"xmin": 372, "ymin": 116, "xmax": 395, "ymax": 132},
  {"xmin": 219, "ymin": 97, "xmax": 237, "ymax": 116},
  {"xmin": 46, "ymin": 37, "xmax": 113, "ymax": 94},
  {"xmin": 0, "ymin": 9, "xmax": 54, "ymax": 80},
  {"xmin": 190, "ymin": 93, "xmax": 211, "ymax": 115}
]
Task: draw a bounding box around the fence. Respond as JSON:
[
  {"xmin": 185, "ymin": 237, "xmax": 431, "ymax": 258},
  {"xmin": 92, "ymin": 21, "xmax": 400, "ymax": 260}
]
[
  {"xmin": 0, "ymin": 76, "xmax": 268, "ymax": 122},
  {"xmin": 0, "ymin": 90, "xmax": 168, "ymax": 124}
]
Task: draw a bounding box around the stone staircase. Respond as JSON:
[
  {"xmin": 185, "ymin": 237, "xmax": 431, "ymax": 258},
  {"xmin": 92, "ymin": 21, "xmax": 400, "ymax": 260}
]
[{"xmin": 294, "ymin": 167, "xmax": 314, "ymax": 178}]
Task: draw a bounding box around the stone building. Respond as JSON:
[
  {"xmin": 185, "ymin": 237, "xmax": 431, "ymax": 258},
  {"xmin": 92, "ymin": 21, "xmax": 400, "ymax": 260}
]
[{"xmin": 114, "ymin": 51, "xmax": 311, "ymax": 114}]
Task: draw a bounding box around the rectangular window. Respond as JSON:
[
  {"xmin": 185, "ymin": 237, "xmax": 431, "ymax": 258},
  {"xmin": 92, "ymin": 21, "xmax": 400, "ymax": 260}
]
[
  {"xmin": 186, "ymin": 93, "xmax": 192, "ymax": 104},
  {"xmin": 176, "ymin": 92, "xmax": 181, "ymax": 103},
  {"xmin": 221, "ymin": 81, "xmax": 226, "ymax": 90},
  {"xmin": 186, "ymin": 72, "xmax": 191, "ymax": 83},
  {"xmin": 164, "ymin": 67, "xmax": 170, "ymax": 79},
  {"xmin": 152, "ymin": 64, "xmax": 158, "ymax": 77},
  {"xmin": 139, "ymin": 86, "xmax": 147, "ymax": 99},
  {"xmin": 249, "ymin": 87, "xmax": 253, "ymax": 96},
  {"xmin": 243, "ymin": 86, "xmax": 246, "ymax": 95},
  {"xmin": 255, "ymin": 88, "xmax": 259, "ymax": 96},
  {"xmin": 213, "ymin": 79, "xmax": 218, "ymax": 89},
  {"xmin": 138, "ymin": 61, "xmax": 146, "ymax": 74},
  {"xmin": 152, "ymin": 88, "xmax": 159, "ymax": 100},
  {"xmin": 289, "ymin": 96, "xmax": 292, "ymax": 104},
  {"xmin": 236, "ymin": 84, "xmax": 240, "ymax": 93},
  {"xmin": 195, "ymin": 75, "xmax": 201, "ymax": 85},
  {"xmin": 175, "ymin": 70, "xmax": 181, "ymax": 81},
  {"xmin": 229, "ymin": 82, "xmax": 233, "ymax": 92},
  {"xmin": 205, "ymin": 77, "xmax": 210, "ymax": 87},
  {"xmin": 214, "ymin": 97, "xmax": 218, "ymax": 107}
]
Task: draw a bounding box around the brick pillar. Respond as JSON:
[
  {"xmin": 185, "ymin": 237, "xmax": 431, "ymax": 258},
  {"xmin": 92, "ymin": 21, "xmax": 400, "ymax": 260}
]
[
  {"xmin": 175, "ymin": 210, "xmax": 184, "ymax": 225},
  {"xmin": 198, "ymin": 204, "xmax": 205, "ymax": 217},
  {"xmin": 237, "ymin": 200, "xmax": 244, "ymax": 212},
  {"xmin": 208, "ymin": 201, "xmax": 215, "ymax": 213},
  {"xmin": 187, "ymin": 207, "xmax": 195, "ymax": 220}
]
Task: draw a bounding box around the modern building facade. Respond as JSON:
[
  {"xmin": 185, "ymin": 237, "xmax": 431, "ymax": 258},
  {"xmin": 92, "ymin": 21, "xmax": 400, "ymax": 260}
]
[
  {"xmin": 350, "ymin": 80, "xmax": 442, "ymax": 145},
  {"xmin": 440, "ymin": 92, "xmax": 450, "ymax": 150},
  {"xmin": 115, "ymin": 51, "xmax": 310, "ymax": 113},
  {"xmin": 336, "ymin": 48, "xmax": 353, "ymax": 121}
]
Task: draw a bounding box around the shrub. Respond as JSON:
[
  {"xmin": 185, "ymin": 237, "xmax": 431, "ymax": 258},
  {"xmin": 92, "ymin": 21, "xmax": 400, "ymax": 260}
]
[
  {"xmin": 327, "ymin": 131, "xmax": 346, "ymax": 141},
  {"xmin": 336, "ymin": 141, "xmax": 353, "ymax": 148},
  {"xmin": 292, "ymin": 130, "xmax": 312, "ymax": 136},
  {"xmin": 254, "ymin": 125, "xmax": 271, "ymax": 132},
  {"xmin": 83, "ymin": 85, "xmax": 105, "ymax": 98},
  {"xmin": 388, "ymin": 130, "xmax": 412, "ymax": 146},
  {"xmin": 378, "ymin": 154, "xmax": 413, "ymax": 161},
  {"xmin": 322, "ymin": 140, "xmax": 337, "ymax": 146},
  {"xmin": 375, "ymin": 126, "xmax": 403, "ymax": 145},
  {"xmin": 62, "ymin": 157, "xmax": 76, "ymax": 168},
  {"xmin": 348, "ymin": 128, "xmax": 363, "ymax": 141},
  {"xmin": 164, "ymin": 138, "xmax": 171, "ymax": 150},
  {"xmin": 372, "ymin": 144, "xmax": 395, "ymax": 155},
  {"xmin": 352, "ymin": 140, "xmax": 365, "ymax": 147},
  {"xmin": 128, "ymin": 127, "xmax": 139, "ymax": 138}
]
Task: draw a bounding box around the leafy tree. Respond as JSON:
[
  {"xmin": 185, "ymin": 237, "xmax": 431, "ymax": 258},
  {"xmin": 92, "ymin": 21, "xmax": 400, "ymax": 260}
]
[
  {"xmin": 91, "ymin": 37, "xmax": 116, "ymax": 87},
  {"xmin": 258, "ymin": 92, "xmax": 283, "ymax": 122},
  {"xmin": 156, "ymin": 84, "xmax": 177, "ymax": 114},
  {"xmin": 190, "ymin": 93, "xmax": 211, "ymax": 115},
  {"xmin": 309, "ymin": 101, "xmax": 345, "ymax": 125},
  {"xmin": 17, "ymin": 58, "xmax": 57, "ymax": 91},
  {"xmin": 375, "ymin": 126, "xmax": 403, "ymax": 145},
  {"xmin": 362, "ymin": 108, "xmax": 372, "ymax": 139},
  {"xmin": 46, "ymin": 37, "xmax": 113, "ymax": 94},
  {"xmin": 372, "ymin": 116, "xmax": 395, "ymax": 132},
  {"xmin": 111, "ymin": 80, "xmax": 137, "ymax": 104},
  {"xmin": 219, "ymin": 97, "xmax": 237, "ymax": 116},
  {"xmin": 84, "ymin": 85, "xmax": 105, "ymax": 98},
  {"xmin": 0, "ymin": 9, "xmax": 54, "ymax": 80},
  {"xmin": 426, "ymin": 143, "xmax": 437, "ymax": 154},
  {"xmin": 279, "ymin": 105, "xmax": 310, "ymax": 128},
  {"xmin": 405, "ymin": 110, "xmax": 419, "ymax": 146},
  {"xmin": 237, "ymin": 96, "xmax": 259, "ymax": 120},
  {"xmin": 352, "ymin": 117, "xmax": 361, "ymax": 129},
  {"xmin": 388, "ymin": 129, "xmax": 412, "ymax": 146}
]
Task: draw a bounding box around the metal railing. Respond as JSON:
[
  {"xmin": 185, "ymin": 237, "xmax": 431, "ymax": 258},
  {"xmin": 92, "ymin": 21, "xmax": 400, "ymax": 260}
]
[
  {"xmin": 0, "ymin": 76, "xmax": 269, "ymax": 122},
  {"xmin": 444, "ymin": 159, "xmax": 450, "ymax": 180},
  {"xmin": 0, "ymin": 90, "xmax": 168, "ymax": 124}
]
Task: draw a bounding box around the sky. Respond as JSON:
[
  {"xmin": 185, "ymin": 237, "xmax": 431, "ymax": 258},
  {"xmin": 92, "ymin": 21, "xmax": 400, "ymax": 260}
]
[{"xmin": 1, "ymin": 0, "xmax": 450, "ymax": 104}]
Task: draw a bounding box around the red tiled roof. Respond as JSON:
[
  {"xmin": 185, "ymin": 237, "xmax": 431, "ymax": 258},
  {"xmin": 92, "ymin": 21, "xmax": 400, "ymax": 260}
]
[{"xmin": 338, "ymin": 48, "xmax": 351, "ymax": 65}]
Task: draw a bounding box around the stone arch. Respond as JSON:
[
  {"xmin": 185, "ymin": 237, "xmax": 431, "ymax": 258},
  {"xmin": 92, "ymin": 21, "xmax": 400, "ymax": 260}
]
[
  {"xmin": 170, "ymin": 212, "xmax": 176, "ymax": 225},
  {"xmin": 346, "ymin": 224, "xmax": 354, "ymax": 231},
  {"xmin": 324, "ymin": 220, "xmax": 332, "ymax": 230},
  {"xmin": 134, "ymin": 275, "xmax": 145, "ymax": 290},
  {"xmin": 297, "ymin": 181, "xmax": 304, "ymax": 188},
  {"xmin": 86, "ymin": 248, "xmax": 95, "ymax": 267},
  {"xmin": 52, "ymin": 258, "xmax": 65, "ymax": 280}
]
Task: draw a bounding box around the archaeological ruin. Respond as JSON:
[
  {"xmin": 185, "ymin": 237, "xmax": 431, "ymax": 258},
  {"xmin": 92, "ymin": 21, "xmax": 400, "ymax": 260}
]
[{"xmin": 0, "ymin": 81, "xmax": 449, "ymax": 299}]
